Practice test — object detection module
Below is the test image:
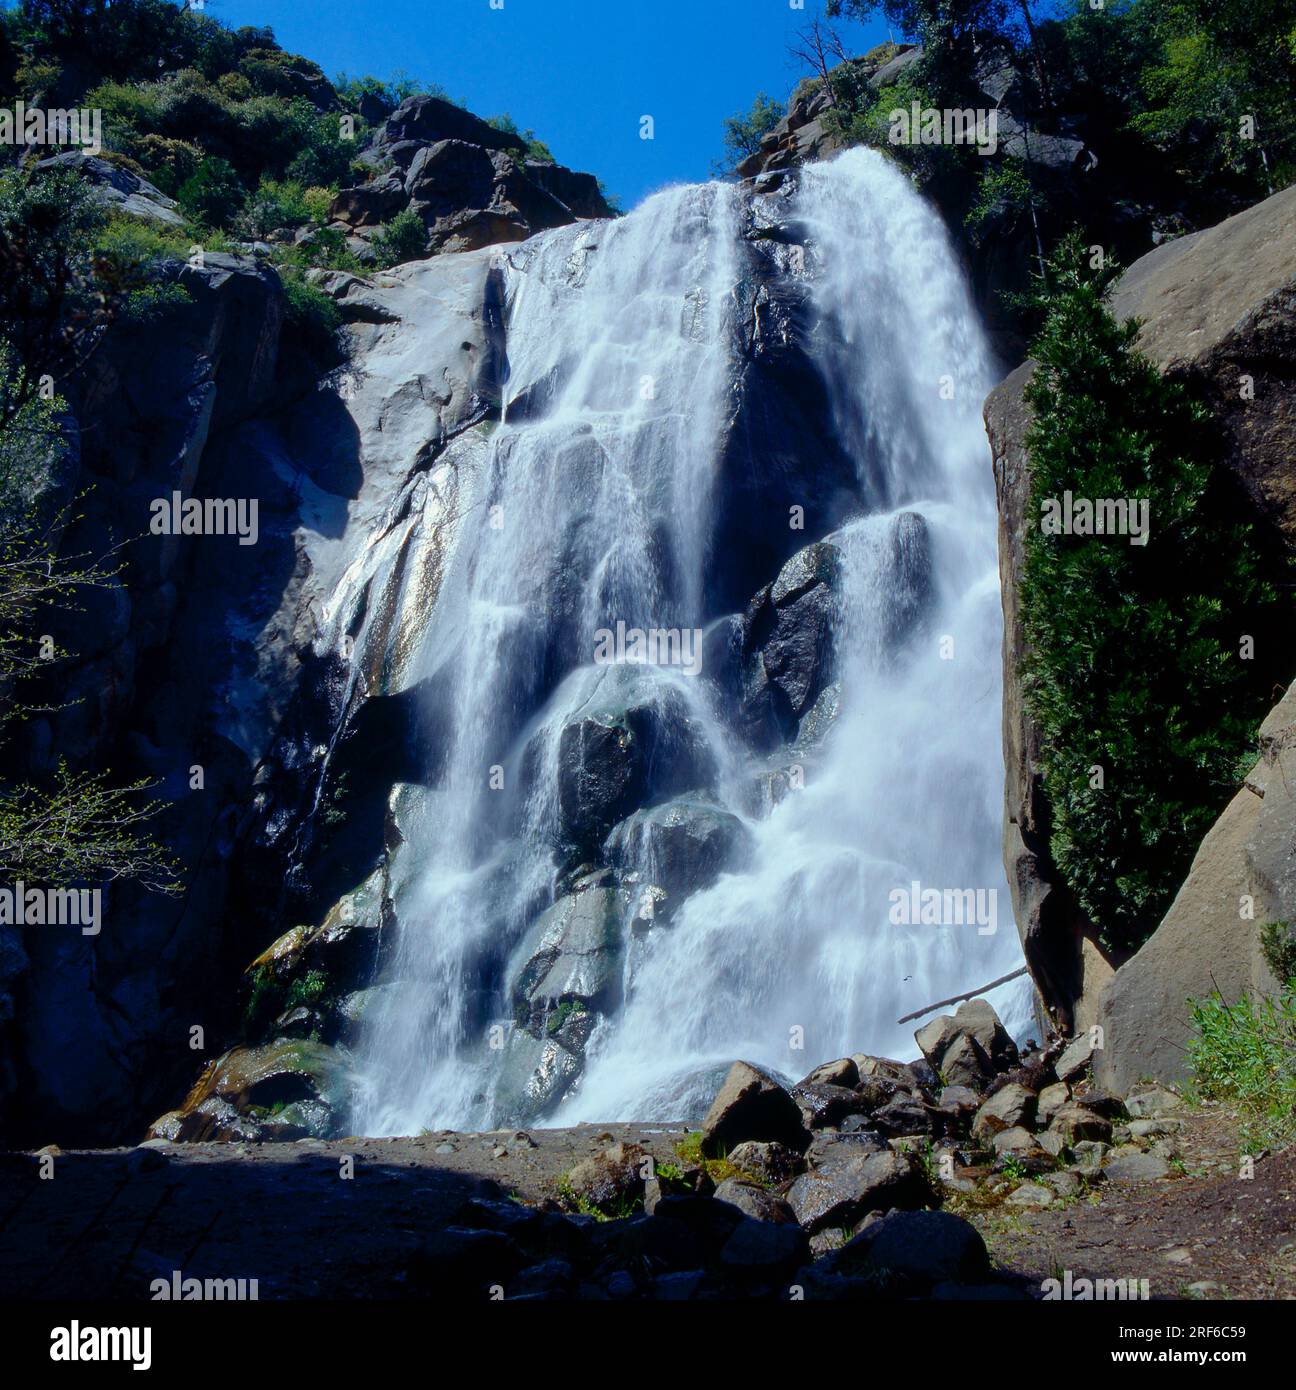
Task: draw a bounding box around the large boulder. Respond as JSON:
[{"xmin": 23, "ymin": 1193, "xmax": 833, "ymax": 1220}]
[
  {"xmin": 699, "ymin": 1061, "xmax": 807, "ymax": 1158},
  {"xmin": 555, "ymin": 673, "xmax": 715, "ymax": 856},
  {"xmin": 147, "ymin": 1040, "xmax": 353, "ymax": 1141},
  {"xmin": 34, "ymin": 150, "xmax": 184, "ymax": 226},
  {"xmin": 832, "ymin": 1208, "xmax": 991, "ymax": 1288},
  {"xmin": 915, "ymin": 999, "xmax": 1017, "ymax": 1084},
  {"xmin": 1097, "ymin": 686, "xmax": 1292, "ymax": 1091},
  {"xmin": 786, "ymin": 1148, "xmax": 927, "ymax": 1234}
]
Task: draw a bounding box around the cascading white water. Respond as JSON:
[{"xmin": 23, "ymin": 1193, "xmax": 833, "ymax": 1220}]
[{"xmin": 353, "ymin": 148, "xmax": 1032, "ymax": 1136}]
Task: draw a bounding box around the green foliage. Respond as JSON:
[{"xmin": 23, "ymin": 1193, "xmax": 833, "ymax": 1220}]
[
  {"xmin": 1131, "ymin": 0, "xmax": 1296, "ymax": 193},
  {"xmin": 1020, "ymin": 233, "xmax": 1289, "ymax": 954},
  {"xmin": 286, "ymin": 969, "xmax": 330, "ymax": 1011},
  {"xmin": 1260, "ymin": 921, "xmax": 1296, "ymax": 986},
  {"xmin": 487, "ymin": 112, "xmax": 557, "ymax": 164},
  {"xmin": 372, "ymin": 207, "xmax": 427, "ymax": 268},
  {"xmin": 177, "ymin": 155, "xmax": 244, "ymax": 228},
  {"xmin": 278, "ymin": 266, "xmax": 342, "ymax": 362},
  {"xmin": 117, "ymin": 279, "xmax": 192, "ymax": 327},
  {"xmin": 965, "ymin": 158, "xmax": 1038, "ymax": 236},
  {"xmin": 1188, "ymin": 986, "xmax": 1296, "ymax": 1152},
  {"xmin": 0, "ymin": 166, "xmax": 106, "ymax": 424},
  {"xmin": 0, "ymin": 761, "xmax": 181, "ymax": 892},
  {"xmin": 334, "ymin": 70, "xmax": 452, "ymax": 118},
  {"xmin": 717, "ymin": 91, "xmax": 786, "ymax": 173}
]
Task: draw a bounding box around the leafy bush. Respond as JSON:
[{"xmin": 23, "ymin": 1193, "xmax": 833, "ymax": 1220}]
[
  {"xmin": 279, "ymin": 267, "xmax": 342, "ymax": 362},
  {"xmin": 177, "ymin": 155, "xmax": 245, "ymax": 227},
  {"xmin": 1260, "ymin": 921, "xmax": 1296, "ymax": 987},
  {"xmin": 1020, "ymin": 233, "xmax": 1290, "ymax": 954},
  {"xmin": 372, "ymin": 207, "xmax": 426, "ymax": 267},
  {"xmin": 1189, "ymin": 986, "xmax": 1296, "ymax": 1153}
]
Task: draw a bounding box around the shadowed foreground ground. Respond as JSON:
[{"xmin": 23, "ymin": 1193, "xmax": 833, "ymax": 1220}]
[{"xmin": 1, "ymin": 1112, "xmax": 1292, "ymax": 1300}]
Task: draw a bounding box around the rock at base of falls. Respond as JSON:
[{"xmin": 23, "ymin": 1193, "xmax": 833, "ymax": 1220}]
[
  {"xmin": 603, "ymin": 795, "xmax": 753, "ymax": 925},
  {"xmin": 147, "ymin": 1039, "xmax": 354, "ymax": 1143}
]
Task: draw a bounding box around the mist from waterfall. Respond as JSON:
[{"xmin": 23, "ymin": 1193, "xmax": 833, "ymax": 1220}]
[{"xmin": 352, "ymin": 147, "xmax": 1032, "ymax": 1136}]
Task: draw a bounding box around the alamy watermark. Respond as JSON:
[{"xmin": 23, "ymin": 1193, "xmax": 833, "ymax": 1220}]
[
  {"xmin": 593, "ymin": 620, "xmax": 703, "ymax": 676},
  {"xmin": 150, "ymin": 1269, "xmax": 259, "ymax": 1300},
  {"xmin": 888, "ymin": 880, "xmax": 998, "ymax": 935},
  {"xmin": 150, "ymin": 491, "xmax": 259, "ymax": 546},
  {"xmin": 889, "ymin": 103, "xmax": 997, "ymax": 155},
  {"xmin": 0, "ymin": 100, "xmax": 101, "ymax": 155},
  {"xmin": 0, "ymin": 880, "xmax": 101, "ymax": 935},
  {"xmin": 1040, "ymin": 491, "xmax": 1150, "ymax": 546},
  {"xmin": 1042, "ymin": 1269, "xmax": 1150, "ymax": 1300}
]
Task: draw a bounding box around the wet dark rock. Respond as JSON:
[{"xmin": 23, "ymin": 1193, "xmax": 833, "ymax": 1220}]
[{"xmin": 786, "ymin": 1148, "xmax": 927, "ymax": 1234}]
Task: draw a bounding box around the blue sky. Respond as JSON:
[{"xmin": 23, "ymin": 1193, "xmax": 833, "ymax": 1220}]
[{"xmin": 209, "ymin": 0, "xmax": 890, "ymax": 208}]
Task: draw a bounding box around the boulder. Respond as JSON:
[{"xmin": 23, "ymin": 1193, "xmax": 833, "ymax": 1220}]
[
  {"xmin": 699, "ymin": 1061, "xmax": 807, "ymax": 1158},
  {"xmin": 555, "ymin": 673, "xmax": 714, "ymax": 854},
  {"xmin": 35, "ymin": 150, "xmax": 184, "ymax": 225},
  {"xmin": 712, "ymin": 1178, "xmax": 798, "ymax": 1225},
  {"xmin": 793, "ymin": 1082, "xmax": 872, "ymax": 1130},
  {"xmin": 509, "ymin": 888, "xmax": 624, "ymax": 1023},
  {"xmin": 833, "ymin": 1208, "xmax": 990, "ymax": 1288},
  {"xmin": 719, "ymin": 1217, "xmax": 810, "ymax": 1274},
  {"xmin": 786, "ymin": 1149, "xmax": 926, "ymax": 1234},
  {"xmin": 1096, "ymin": 687, "xmax": 1292, "ymax": 1091},
  {"xmin": 604, "ymin": 795, "xmax": 752, "ymax": 923},
  {"xmin": 562, "ymin": 1141, "xmax": 647, "ymax": 1215},
  {"xmin": 1104, "ymin": 1153, "xmax": 1173, "ymax": 1182},
  {"xmin": 147, "ymin": 1039, "xmax": 353, "ymax": 1141},
  {"xmin": 726, "ymin": 1140, "xmax": 805, "ymax": 1183},
  {"xmin": 1048, "ymin": 1102, "xmax": 1113, "ymax": 1145},
  {"xmin": 971, "ymin": 1083, "xmax": 1037, "ymax": 1139},
  {"xmin": 799, "ymin": 1057, "xmax": 860, "ymax": 1089}
]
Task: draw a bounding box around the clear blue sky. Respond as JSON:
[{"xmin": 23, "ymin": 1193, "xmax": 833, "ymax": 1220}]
[{"xmin": 210, "ymin": 0, "xmax": 891, "ymax": 208}]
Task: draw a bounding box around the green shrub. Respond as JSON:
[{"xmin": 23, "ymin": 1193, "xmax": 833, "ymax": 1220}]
[
  {"xmin": 372, "ymin": 208, "xmax": 427, "ymax": 267},
  {"xmin": 118, "ymin": 280, "xmax": 193, "ymax": 326},
  {"xmin": 178, "ymin": 155, "xmax": 245, "ymax": 227},
  {"xmin": 1188, "ymin": 986, "xmax": 1296, "ymax": 1153},
  {"xmin": 1021, "ymin": 233, "xmax": 1289, "ymax": 954},
  {"xmin": 279, "ymin": 267, "xmax": 342, "ymax": 362},
  {"xmin": 1260, "ymin": 921, "xmax": 1296, "ymax": 986}
]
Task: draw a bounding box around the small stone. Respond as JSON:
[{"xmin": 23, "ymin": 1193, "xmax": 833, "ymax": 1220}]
[
  {"xmin": 1071, "ymin": 1139, "xmax": 1110, "ymax": 1171},
  {"xmin": 1104, "ymin": 1153, "xmax": 1172, "ymax": 1182},
  {"xmin": 1006, "ymin": 1181, "xmax": 1054, "ymax": 1206},
  {"xmin": 1162, "ymin": 1247, "xmax": 1193, "ymax": 1264},
  {"xmin": 1055, "ymin": 1034, "xmax": 1097, "ymax": 1081},
  {"xmin": 1042, "ymin": 1170, "xmax": 1083, "ymax": 1199},
  {"xmin": 1187, "ymin": 1281, "xmax": 1223, "ymax": 1298},
  {"xmin": 1037, "ymin": 1131, "xmax": 1069, "ymax": 1159},
  {"xmin": 1125, "ymin": 1088, "xmax": 1183, "ymax": 1118},
  {"xmin": 492, "ymin": 1146, "xmax": 508, "ymax": 1159},
  {"xmin": 1037, "ymin": 1081, "xmax": 1071, "ymax": 1125}
]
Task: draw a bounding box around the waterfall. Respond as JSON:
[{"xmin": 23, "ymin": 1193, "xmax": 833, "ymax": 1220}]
[{"xmin": 351, "ymin": 147, "xmax": 1032, "ymax": 1136}]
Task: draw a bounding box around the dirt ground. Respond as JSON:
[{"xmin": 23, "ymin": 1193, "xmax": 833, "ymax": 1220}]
[
  {"xmin": 2, "ymin": 1108, "xmax": 1292, "ymax": 1300},
  {"xmin": 965, "ymin": 1105, "xmax": 1296, "ymax": 1300}
]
